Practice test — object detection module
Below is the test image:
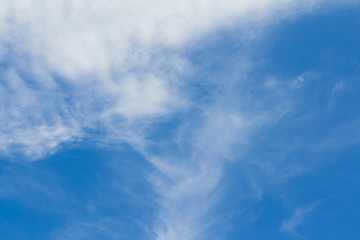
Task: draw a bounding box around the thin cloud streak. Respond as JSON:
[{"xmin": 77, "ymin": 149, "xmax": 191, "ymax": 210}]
[
  {"xmin": 282, "ymin": 202, "xmax": 322, "ymax": 238},
  {"xmin": 142, "ymin": 60, "xmax": 305, "ymax": 239}
]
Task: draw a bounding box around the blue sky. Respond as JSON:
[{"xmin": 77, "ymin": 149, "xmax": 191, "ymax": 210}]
[{"xmin": 1, "ymin": 1, "xmax": 360, "ymax": 239}]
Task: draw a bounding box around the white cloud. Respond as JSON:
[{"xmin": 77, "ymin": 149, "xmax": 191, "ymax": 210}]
[
  {"xmin": 282, "ymin": 202, "xmax": 321, "ymax": 238},
  {"xmin": 0, "ymin": 0, "xmax": 358, "ymax": 238},
  {"xmin": 0, "ymin": 69, "xmax": 81, "ymax": 159},
  {"xmin": 144, "ymin": 71, "xmax": 299, "ymax": 239},
  {"xmin": 0, "ymin": 0, "xmax": 356, "ymax": 158}
]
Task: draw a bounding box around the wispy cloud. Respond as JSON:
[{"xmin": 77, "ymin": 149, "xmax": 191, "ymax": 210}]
[
  {"xmin": 282, "ymin": 202, "xmax": 322, "ymax": 238},
  {"xmin": 0, "ymin": 68, "xmax": 81, "ymax": 159},
  {"xmin": 1, "ymin": 0, "xmax": 355, "ymax": 159},
  {"xmin": 141, "ymin": 59, "xmax": 309, "ymax": 239},
  {"xmin": 1, "ymin": 1, "xmax": 359, "ymax": 239}
]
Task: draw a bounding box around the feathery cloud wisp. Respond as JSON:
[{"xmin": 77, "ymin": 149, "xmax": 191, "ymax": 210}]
[
  {"xmin": 1, "ymin": 0, "xmax": 354, "ymax": 158},
  {"xmin": 1, "ymin": 1, "xmax": 359, "ymax": 239}
]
